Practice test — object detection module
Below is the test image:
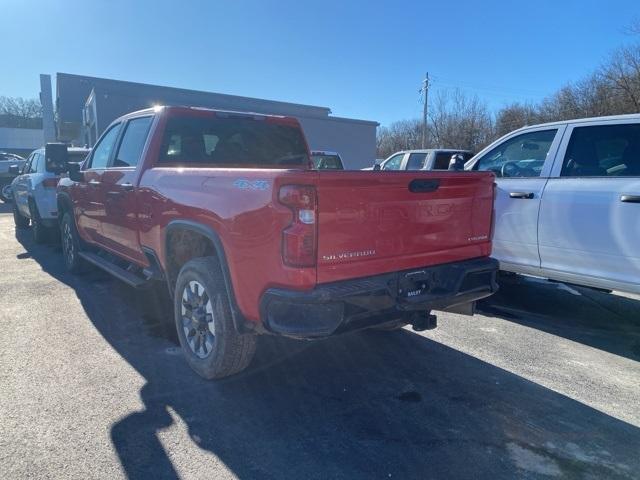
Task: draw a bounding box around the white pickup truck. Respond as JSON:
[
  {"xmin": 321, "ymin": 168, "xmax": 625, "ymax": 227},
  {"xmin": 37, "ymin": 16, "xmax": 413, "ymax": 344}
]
[
  {"xmin": 369, "ymin": 149, "xmax": 474, "ymax": 171},
  {"xmin": 465, "ymin": 114, "xmax": 640, "ymax": 294}
]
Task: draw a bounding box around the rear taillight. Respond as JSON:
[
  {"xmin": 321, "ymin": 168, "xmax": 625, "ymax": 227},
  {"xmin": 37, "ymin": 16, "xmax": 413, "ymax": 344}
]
[
  {"xmin": 42, "ymin": 177, "xmax": 59, "ymax": 188},
  {"xmin": 279, "ymin": 185, "xmax": 317, "ymax": 267},
  {"xmin": 490, "ymin": 182, "xmax": 497, "ymax": 240}
]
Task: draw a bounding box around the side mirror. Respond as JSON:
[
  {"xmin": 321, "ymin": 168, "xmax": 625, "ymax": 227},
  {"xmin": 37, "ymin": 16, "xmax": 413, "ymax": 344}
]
[
  {"xmin": 8, "ymin": 164, "xmax": 20, "ymax": 175},
  {"xmin": 45, "ymin": 143, "xmax": 69, "ymax": 174},
  {"xmin": 373, "ymin": 163, "xmax": 382, "ymax": 171},
  {"xmin": 68, "ymin": 162, "xmax": 84, "ymax": 182},
  {"xmin": 448, "ymin": 154, "xmax": 466, "ymax": 171}
]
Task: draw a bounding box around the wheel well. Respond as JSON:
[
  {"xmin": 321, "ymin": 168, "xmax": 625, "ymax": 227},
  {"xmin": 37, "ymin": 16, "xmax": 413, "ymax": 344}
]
[{"xmin": 165, "ymin": 228, "xmax": 217, "ymax": 291}]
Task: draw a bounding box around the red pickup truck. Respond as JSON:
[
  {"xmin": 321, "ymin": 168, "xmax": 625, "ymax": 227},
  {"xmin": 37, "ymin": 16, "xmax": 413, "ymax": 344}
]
[{"xmin": 56, "ymin": 106, "xmax": 498, "ymax": 379}]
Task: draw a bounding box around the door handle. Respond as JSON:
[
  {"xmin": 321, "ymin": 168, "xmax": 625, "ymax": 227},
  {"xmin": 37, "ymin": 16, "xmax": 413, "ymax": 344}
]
[
  {"xmin": 509, "ymin": 192, "xmax": 535, "ymax": 199},
  {"xmin": 620, "ymin": 194, "xmax": 640, "ymax": 203},
  {"xmin": 409, "ymin": 179, "xmax": 440, "ymax": 193},
  {"xmin": 121, "ymin": 182, "xmax": 134, "ymax": 192},
  {"xmin": 88, "ymin": 179, "xmax": 101, "ymax": 187}
]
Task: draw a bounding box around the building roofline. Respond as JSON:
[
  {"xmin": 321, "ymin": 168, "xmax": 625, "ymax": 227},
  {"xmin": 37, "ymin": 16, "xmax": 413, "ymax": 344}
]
[{"xmin": 57, "ymin": 72, "xmax": 332, "ymax": 117}]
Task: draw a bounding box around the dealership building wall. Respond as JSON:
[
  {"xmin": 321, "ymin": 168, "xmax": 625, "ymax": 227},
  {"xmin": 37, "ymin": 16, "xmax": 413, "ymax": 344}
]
[
  {"xmin": 0, "ymin": 127, "xmax": 43, "ymax": 157},
  {"xmin": 52, "ymin": 73, "xmax": 378, "ymax": 169}
]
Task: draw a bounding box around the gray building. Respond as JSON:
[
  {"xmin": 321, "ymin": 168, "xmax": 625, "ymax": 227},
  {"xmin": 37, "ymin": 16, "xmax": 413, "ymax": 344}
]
[
  {"xmin": 0, "ymin": 127, "xmax": 43, "ymax": 156},
  {"xmin": 51, "ymin": 73, "xmax": 377, "ymax": 169}
]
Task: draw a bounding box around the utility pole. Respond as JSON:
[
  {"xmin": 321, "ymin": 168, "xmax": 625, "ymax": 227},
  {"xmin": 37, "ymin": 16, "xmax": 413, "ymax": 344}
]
[{"xmin": 420, "ymin": 73, "xmax": 429, "ymax": 148}]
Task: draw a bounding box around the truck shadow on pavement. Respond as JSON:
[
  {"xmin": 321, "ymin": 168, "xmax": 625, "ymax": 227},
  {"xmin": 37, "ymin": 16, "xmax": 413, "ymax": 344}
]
[
  {"xmin": 479, "ymin": 274, "xmax": 640, "ymax": 362},
  {"xmin": 14, "ymin": 228, "xmax": 640, "ymax": 480}
]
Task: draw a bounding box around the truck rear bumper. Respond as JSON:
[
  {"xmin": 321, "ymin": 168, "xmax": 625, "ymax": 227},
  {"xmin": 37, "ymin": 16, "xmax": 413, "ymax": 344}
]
[{"xmin": 260, "ymin": 257, "xmax": 499, "ymax": 339}]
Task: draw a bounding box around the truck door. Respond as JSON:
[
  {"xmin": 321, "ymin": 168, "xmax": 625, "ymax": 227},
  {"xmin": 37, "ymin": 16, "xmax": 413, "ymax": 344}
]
[
  {"xmin": 99, "ymin": 116, "xmax": 153, "ymax": 265},
  {"xmin": 77, "ymin": 123, "xmax": 122, "ymax": 244},
  {"xmin": 469, "ymin": 126, "xmax": 566, "ymax": 271},
  {"xmin": 539, "ymin": 120, "xmax": 640, "ymax": 292},
  {"xmin": 13, "ymin": 153, "xmax": 35, "ymax": 217}
]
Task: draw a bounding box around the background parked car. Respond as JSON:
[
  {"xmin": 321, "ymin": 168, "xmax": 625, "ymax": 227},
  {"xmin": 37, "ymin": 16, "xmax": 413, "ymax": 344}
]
[
  {"xmin": 310, "ymin": 150, "xmax": 344, "ymax": 170},
  {"xmin": 0, "ymin": 152, "xmax": 26, "ymax": 202},
  {"xmin": 465, "ymin": 113, "xmax": 640, "ymax": 294},
  {"xmin": 370, "ymin": 149, "xmax": 474, "ymax": 171},
  {"xmin": 11, "ymin": 144, "xmax": 89, "ymax": 243}
]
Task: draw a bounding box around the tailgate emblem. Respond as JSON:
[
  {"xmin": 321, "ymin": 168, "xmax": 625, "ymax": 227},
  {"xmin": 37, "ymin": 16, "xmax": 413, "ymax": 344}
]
[{"xmin": 322, "ymin": 249, "xmax": 376, "ymax": 262}]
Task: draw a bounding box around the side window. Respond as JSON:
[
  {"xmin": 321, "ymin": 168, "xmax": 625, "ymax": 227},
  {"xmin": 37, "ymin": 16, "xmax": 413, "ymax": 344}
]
[
  {"xmin": 113, "ymin": 117, "xmax": 153, "ymax": 168},
  {"xmin": 433, "ymin": 152, "xmax": 453, "ymax": 170},
  {"xmin": 475, "ymin": 129, "xmax": 557, "ymax": 178},
  {"xmin": 88, "ymin": 124, "xmax": 121, "ymax": 169},
  {"xmin": 32, "ymin": 153, "xmax": 42, "ymax": 173},
  {"xmin": 22, "ymin": 154, "xmax": 33, "ymax": 174},
  {"xmin": 406, "ymin": 153, "xmax": 427, "ymax": 170},
  {"xmin": 382, "ymin": 153, "xmax": 405, "ymax": 170},
  {"xmin": 561, "ymin": 124, "xmax": 640, "ymax": 177}
]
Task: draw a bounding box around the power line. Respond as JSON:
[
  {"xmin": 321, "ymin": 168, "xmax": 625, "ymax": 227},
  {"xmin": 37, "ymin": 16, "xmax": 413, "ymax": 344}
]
[{"xmin": 430, "ymin": 74, "xmax": 550, "ymax": 97}]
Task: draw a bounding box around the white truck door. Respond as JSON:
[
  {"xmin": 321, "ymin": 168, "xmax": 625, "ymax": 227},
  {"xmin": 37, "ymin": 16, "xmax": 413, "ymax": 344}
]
[
  {"xmin": 13, "ymin": 153, "xmax": 35, "ymax": 217},
  {"xmin": 469, "ymin": 126, "xmax": 566, "ymax": 271},
  {"xmin": 539, "ymin": 119, "xmax": 640, "ymax": 293}
]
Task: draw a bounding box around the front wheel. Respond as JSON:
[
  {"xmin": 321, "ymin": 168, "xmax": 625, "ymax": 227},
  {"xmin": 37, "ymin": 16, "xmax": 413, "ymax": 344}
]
[
  {"xmin": 60, "ymin": 212, "xmax": 86, "ymax": 273},
  {"xmin": 12, "ymin": 202, "xmax": 29, "ymax": 229},
  {"xmin": 174, "ymin": 256, "xmax": 256, "ymax": 379},
  {"xmin": 29, "ymin": 201, "xmax": 49, "ymax": 244}
]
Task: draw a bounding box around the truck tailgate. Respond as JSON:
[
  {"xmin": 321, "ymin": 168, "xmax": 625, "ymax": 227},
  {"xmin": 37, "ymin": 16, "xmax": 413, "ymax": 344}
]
[{"xmin": 316, "ymin": 171, "xmax": 494, "ymax": 284}]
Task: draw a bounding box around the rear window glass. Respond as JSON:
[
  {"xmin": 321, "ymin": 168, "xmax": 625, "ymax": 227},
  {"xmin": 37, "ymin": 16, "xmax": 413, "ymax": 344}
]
[
  {"xmin": 311, "ymin": 154, "xmax": 343, "ymax": 169},
  {"xmin": 158, "ymin": 116, "xmax": 309, "ymax": 167}
]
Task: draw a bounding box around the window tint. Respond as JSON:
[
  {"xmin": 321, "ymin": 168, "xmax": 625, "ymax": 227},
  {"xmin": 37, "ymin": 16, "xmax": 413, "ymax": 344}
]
[
  {"xmin": 113, "ymin": 117, "xmax": 153, "ymax": 168},
  {"xmin": 382, "ymin": 153, "xmax": 404, "ymax": 170},
  {"xmin": 406, "ymin": 153, "xmax": 427, "ymax": 170},
  {"xmin": 475, "ymin": 129, "xmax": 557, "ymax": 178},
  {"xmin": 89, "ymin": 124, "xmax": 121, "ymax": 169},
  {"xmin": 158, "ymin": 116, "xmax": 309, "ymax": 167},
  {"xmin": 561, "ymin": 124, "xmax": 640, "ymax": 177}
]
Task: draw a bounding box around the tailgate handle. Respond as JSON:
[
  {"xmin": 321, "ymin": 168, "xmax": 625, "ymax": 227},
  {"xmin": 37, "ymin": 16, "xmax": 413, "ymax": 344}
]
[{"xmin": 409, "ymin": 179, "xmax": 440, "ymax": 193}]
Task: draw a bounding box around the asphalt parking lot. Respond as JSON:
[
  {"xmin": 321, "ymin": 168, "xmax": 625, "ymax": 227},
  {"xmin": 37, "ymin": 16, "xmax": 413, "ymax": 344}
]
[{"xmin": 0, "ymin": 202, "xmax": 639, "ymax": 480}]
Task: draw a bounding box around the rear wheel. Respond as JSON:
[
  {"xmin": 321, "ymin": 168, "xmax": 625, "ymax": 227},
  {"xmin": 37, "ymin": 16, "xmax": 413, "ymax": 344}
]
[
  {"xmin": 174, "ymin": 256, "xmax": 256, "ymax": 379},
  {"xmin": 29, "ymin": 200, "xmax": 49, "ymax": 244},
  {"xmin": 60, "ymin": 212, "xmax": 86, "ymax": 273},
  {"xmin": 12, "ymin": 202, "xmax": 29, "ymax": 229}
]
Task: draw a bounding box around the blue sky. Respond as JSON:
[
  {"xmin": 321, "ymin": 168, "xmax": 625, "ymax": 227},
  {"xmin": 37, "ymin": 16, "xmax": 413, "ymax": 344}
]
[{"xmin": 1, "ymin": 0, "xmax": 639, "ymax": 126}]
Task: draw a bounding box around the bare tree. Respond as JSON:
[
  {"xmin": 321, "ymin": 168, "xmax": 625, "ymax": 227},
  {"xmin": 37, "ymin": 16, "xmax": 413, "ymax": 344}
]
[
  {"xmin": 376, "ymin": 118, "xmax": 422, "ymax": 158},
  {"xmin": 600, "ymin": 45, "xmax": 640, "ymax": 112},
  {"xmin": 0, "ymin": 96, "xmax": 43, "ymax": 129},
  {"xmin": 428, "ymin": 89, "xmax": 493, "ymax": 152}
]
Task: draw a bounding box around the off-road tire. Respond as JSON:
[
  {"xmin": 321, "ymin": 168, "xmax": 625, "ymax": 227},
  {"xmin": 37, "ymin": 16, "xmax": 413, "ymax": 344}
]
[
  {"xmin": 29, "ymin": 200, "xmax": 49, "ymax": 244},
  {"xmin": 60, "ymin": 212, "xmax": 87, "ymax": 273},
  {"xmin": 174, "ymin": 256, "xmax": 257, "ymax": 379},
  {"xmin": 12, "ymin": 202, "xmax": 29, "ymax": 229}
]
